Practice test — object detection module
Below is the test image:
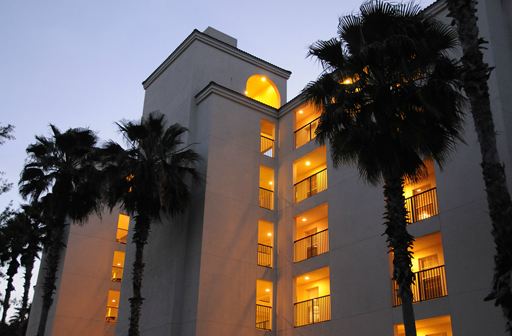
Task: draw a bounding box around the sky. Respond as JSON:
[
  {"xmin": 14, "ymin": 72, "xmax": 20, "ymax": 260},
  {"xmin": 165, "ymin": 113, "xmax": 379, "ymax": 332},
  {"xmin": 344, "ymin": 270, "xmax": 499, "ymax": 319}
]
[{"xmin": 0, "ymin": 0, "xmax": 435, "ymax": 316}]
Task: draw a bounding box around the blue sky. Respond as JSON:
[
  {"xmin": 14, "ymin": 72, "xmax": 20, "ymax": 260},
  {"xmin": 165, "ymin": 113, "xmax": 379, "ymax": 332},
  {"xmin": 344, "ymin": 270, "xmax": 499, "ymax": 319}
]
[{"xmin": 0, "ymin": 0, "xmax": 435, "ymax": 309}]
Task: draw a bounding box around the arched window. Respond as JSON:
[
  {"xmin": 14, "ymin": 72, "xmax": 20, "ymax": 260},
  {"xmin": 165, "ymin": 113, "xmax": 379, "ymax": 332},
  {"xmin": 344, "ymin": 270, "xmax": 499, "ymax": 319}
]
[{"xmin": 245, "ymin": 75, "xmax": 281, "ymax": 108}]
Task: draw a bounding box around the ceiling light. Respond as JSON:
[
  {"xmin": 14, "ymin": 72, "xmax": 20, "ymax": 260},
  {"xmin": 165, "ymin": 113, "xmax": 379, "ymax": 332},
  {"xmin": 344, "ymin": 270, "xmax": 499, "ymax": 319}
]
[
  {"xmin": 261, "ymin": 76, "xmax": 267, "ymax": 82},
  {"xmin": 112, "ymin": 299, "xmax": 116, "ymax": 302},
  {"xmin": 304, "ymin": 276, "xmax": 310, "ymax": 281},
  {"xmin": 268, "ymin": 181, "xmax": 273, "ymax": 185},
  {"xmin": 265, "ymin": 288, "xmax": 270, "ymax": 292},
  {"xmin": 244, "ymin": 90, "xmax": 249, "ymax": 95},
  {"xmin": 267, "ymin": 232, "xmax": 272, "ymax": 237},
  {"xmin": 301, "ymin": 217, "xmax": 307, "ymax": 222},
  {"xmin": 117, "ymin": 263, "xmax": 121, "ymax": 266},
  {"xmin": 305, "ymin": 161, "xmax": 311, "ymax": 166},
  {"xmin": 298, "ymin": 109, "xmax": 304, "ymax": 114}
]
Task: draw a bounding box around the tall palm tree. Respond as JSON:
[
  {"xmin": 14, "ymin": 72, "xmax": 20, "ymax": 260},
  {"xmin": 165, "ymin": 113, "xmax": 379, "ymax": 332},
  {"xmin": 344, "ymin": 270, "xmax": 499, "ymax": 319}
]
[
  {"xmin": 303, "ymin": 2, "xmax": 464, "ymax": 335},
  {"xmin": 19, "ymin": 125, "xmax": 103, "ymax": 336},
  {"xmin": 100, "ymin": 113, "xmax": 200, "ymax": 336},
  {"xmin": 0, "ymin": 211, "xmax": 25, "ymax": 324},
  {"xmin": 446, "ymin": 1, "xmax": 512, "ymax": 333}
]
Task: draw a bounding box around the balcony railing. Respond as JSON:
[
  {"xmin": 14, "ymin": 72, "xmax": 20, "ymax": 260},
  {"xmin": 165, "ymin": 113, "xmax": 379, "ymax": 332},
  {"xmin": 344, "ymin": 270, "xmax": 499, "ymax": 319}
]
[
  {"xmin": 294, "ymin": 168, "xmax": 327, "ymax": 203},
  {"xmin": 111, "ymin": 266, "xmax": 124, "ymax": 282},
  {"xmin": 294, "ymin": 229, "xmax": 329, "ymax": 262},
  {"xmin": 405, "ymin": 187, "xmax": 438, "ymax": 223},
  {"xmin": 257, "ymin": 243, "xmax": 273, "ymax": 268},
  {"xmin": 261, "ymin": 135, "xmax": 275, "ymax": 158},
  {"xmin": 294, "ymin": 295, "xmax": 331, "ymax": 327},
  {"xmin": 116, "ymin": 228, "xmax": 128, "ymax": 244},
  {"xmin": 256, "ymin": 304, "xmax": 272, "ymax": 330},
  {"xmin": 295, "ymin": 117, "xmax": 320, "ymax": 148},
  {"xmin": 392, "ymin": 265, "xmax": 448, "ymax": 306},
  {"xmin": 105, "ymin": 306, "xmax": 118, "ymax": 322},
  {"xmin": 259, "ymin": 187, "xmax": 274, "ymax": 210}
]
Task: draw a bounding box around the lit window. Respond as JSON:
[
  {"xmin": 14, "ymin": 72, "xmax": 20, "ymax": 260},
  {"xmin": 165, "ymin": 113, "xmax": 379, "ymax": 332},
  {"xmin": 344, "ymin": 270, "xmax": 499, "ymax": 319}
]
[
  {"xmin": 294, "ymin": 267, "xmax": 331, "ymax": 327},
  {"xmin": 105, "ymin": 290, "xmax": 120, "ymax": 322},
  {"xmin": 245, "ymin": 75, "xmax": 281, "ymax": 108},
  {"xmin": 111, "ymin": 251, "xmax": 126, "ymax": 282},
  {"xmin": 116, "ymin": 214, "xmax": 130, "ymax": 244},
  {"xmin": 257, "ymin": 220, "xmax": 273, "ymax": 267},
  {"xmin": 256, "ymin": 280, "xmax": 273, "ymax": 330}
]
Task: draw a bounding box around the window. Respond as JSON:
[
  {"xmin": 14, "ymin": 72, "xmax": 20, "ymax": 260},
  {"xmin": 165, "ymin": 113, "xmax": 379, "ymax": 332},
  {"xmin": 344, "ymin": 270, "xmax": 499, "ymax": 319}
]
[
  {"xmin": 404, "ymin": 158, "xmax": 439, "ymax": 223},
  {"xmin": 294, "ymin": 204, "xmax": 329, "ymax": 262},
  {"xmin": 293, "ymin": 146, "xmax": 327, "ymax": 202},
  {"xmin": 257, "ymin": 220, "xmax": 273, "ymax": 267},
  {"xmin": 245, "ymin": 75, "xmax": 281, "ymax": 108},
  {"xmin": 294, "ymin": 267, "xmax": 331, "ymax": 327},
  {"xmin": 105, "ymin": 290, "xmax": 120, "ymax": 322},
  {"xmin": 256, "ymin": 280, "xmax": 273, "ymax": 330},
  {"xmin": 116, "ymin": 214, "xmax": 130, "ymax": 244},
  {"xmin": 260, "ymin": 119, "xmax": 275, "ymax": 158},
  {"xmin": 259, "ymin": 166, "xmax": 274, "ymax": 210},
  {"xmin": 111, "ymin": 251, "xmax": 126, "ymax": 282}
]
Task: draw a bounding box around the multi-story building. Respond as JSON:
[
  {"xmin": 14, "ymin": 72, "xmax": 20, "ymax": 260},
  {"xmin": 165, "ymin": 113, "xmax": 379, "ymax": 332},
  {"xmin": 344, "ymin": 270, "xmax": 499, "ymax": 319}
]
[{"xmin": 25, "ymin": 0, "xmax": 512, "ymax": 335}]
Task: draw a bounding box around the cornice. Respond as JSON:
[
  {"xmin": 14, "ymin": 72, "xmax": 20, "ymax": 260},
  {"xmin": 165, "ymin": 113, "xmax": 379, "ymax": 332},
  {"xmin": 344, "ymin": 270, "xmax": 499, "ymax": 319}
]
[
  {"xmin": 195, "ymin": 81, "xmax": 279, "ymax": 118},
  {"xmin": 143, "ymin": 30, "xmax": 291, "ymax": 90}
]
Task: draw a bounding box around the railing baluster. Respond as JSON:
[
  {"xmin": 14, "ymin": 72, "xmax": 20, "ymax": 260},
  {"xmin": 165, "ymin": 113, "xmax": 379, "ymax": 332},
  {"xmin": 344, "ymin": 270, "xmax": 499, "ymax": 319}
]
[
  {"xmin": 259, "ymin": 187, "xmax": 274, "ymax": 210},
  {"xmin": 257, "ymin": 243, "xmax": 273, "ymax": 267},
  {"xmin": 294, "ymin": 168, "xmax": 328, "ymax": 203},
  {"xmin": 294, "ymin": 295, "xmax": 331, "ymax": 327},
  {"xmin": 256, "ymin": 304, "xmax": 272, "ymax": 330},
  {"xmin": 293, "ymin": 229, "xmax": 329, "ymax": 262}
]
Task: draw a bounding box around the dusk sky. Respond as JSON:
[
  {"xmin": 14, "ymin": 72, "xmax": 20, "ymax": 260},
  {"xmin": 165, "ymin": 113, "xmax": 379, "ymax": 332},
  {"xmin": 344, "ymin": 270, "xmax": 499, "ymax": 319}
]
[{"xmin": 0, "ymin": 0, "xmax": 434, "ymax": 307}]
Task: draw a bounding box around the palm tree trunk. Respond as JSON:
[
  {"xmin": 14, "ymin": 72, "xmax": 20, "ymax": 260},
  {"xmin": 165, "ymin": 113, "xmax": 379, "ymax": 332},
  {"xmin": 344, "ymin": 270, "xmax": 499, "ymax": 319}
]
[
  {"xmin": 447, "ymin": 1, "xmax": 512, "ymax": 333},
  {"xmin": 21, "ymin": 254, "xmax": 35, "ymax": 321},
  {"xmin": 36, "ymin": 225, "xmax": 65, "ymax": 336},
  {"xmin": 1, "ymin": 255, "xmax": 19, "ymax": 324},
  {"xmin": 128, "ymin": 214, "xmax": 150, "ymax": 336},
  {"xmin": 383, "ymin": 173, "xmax": 417, "ymax": 336}
]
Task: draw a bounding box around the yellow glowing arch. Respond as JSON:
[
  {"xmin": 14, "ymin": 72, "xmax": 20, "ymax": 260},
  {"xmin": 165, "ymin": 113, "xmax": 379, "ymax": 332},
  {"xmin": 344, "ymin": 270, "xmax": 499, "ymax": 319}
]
[{"xmin": 245, "ymin": 74, "xmax": 281, "ymax": 108}]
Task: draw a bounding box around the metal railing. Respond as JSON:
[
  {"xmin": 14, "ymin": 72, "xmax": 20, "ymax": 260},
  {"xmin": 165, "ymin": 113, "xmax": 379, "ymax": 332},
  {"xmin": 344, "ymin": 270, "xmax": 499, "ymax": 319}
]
[
  {"xmin": 405, "ymin": 187, "xmax": 438, "ymax": 223},
  {"xmin": 295, "ymin": 117, "xmax": 320, "ymax": 148},
  {"xmin": 294, "ymin": 229, "xmax": 329, "ymax": 262},
  {"xmin": 294, "ymin": 295, "xmax": 331, "ymax": 327},
  {"xmin": 116, "ymin": 228, "xmax": 128, "ymax": 244},
  {"xmin": 392, "ymin": 265, "xmax": 448, "ymax": 306},
  {"xmin": 259, "ymin": 187, "xmax": 274, "ymax": 210},
  {"xmin": 111, "ymin": 266, "xmax": 124, "ymax": 282},
  {"xmin": 294, "ymin": 168, "xmax": 327, "ymax": 203},
  {"xmin": 261, "ymin": 135, "xmax": 275, "ymax": 158},
  {"xmin": 105, "ymin": 306, "xmax": 118, "ymax": 322},
  {"xmin": 257, "ymin": 243, "xmax": 273, "ymax": 267},
  {"xmin": 256, "ymin": 304, "xmax": 272, "ymax": 330}
]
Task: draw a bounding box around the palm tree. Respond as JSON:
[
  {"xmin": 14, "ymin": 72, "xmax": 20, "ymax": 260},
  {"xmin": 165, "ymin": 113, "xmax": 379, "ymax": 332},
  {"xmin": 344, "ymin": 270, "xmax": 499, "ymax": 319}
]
[
  {"xmin": 19, "ymin": 125, "xmax": 103, "ymax": 336},
  {"xmin": 18, "ymin": 204, "xmax": 44, "ymax": 326},
  {"xmin": 303, "ymin": 2, "xmax": 464, "ymax": 335},
  {"xmin": 100, "ymin": 113, "xmax": 200, "ymax": 336},
  {"xmin": 446, "ymin": 1, "xmax": 512, "ymax": 333},
  {"xmin": 0, "ymin": 211, "xmax": 25, "ymax": 324}
]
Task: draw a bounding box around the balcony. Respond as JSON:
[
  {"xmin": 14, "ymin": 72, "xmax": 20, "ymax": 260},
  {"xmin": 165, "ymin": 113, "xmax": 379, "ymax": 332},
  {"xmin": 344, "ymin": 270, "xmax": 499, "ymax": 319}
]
[
  {"xmin": 294, "ymin": 169, "xmax": 327, "ymax": 203},
  {"xmin": 105, "ymin": 290, "xmax": 120, "ymax": 323},
  {"xmin": 257, "ymin": 243, "xmax": 272, "ymax": 267},
  {"xmin": 392, "ymin": 265, "xmax": 448, "ymax": 306},
  {"xmin": 259, "ymin": 187, "xmax": 274, "ymax": 210},
  {"xmin": 294, "ymin": 295, "xmax": 331, "ymax": 327},
  {"xmin": 116, "ymin": 214, "xmax": 130, "ymax": 244},
  {"xmin": 294, "ymin": 229, "xmax": 329, "ymax": 262},
  {"xmin": 256, "ymin": 304, "xmax": 272, "ymax": 330},
  {"xmin": 395, "ymin": 315, "xmax": 452, "ymax": 336},
  {"xmin": 405, "ymin": 187, "xmax": 439, "ymax": 223},
  {"xmin": 295, "ymin": 117, "xmax": 320, "ymax": 148},
  {"xmin": 260, "ymin": 135, "xmax": 275, "ymax": 158}
]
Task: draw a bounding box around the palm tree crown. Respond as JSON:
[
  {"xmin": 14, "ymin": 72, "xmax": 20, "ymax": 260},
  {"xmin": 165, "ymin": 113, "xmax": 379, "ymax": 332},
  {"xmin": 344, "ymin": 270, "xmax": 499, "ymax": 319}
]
[{"xmin": 305, "ymin": 1, "xmax": 465, "ymax": 183}]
